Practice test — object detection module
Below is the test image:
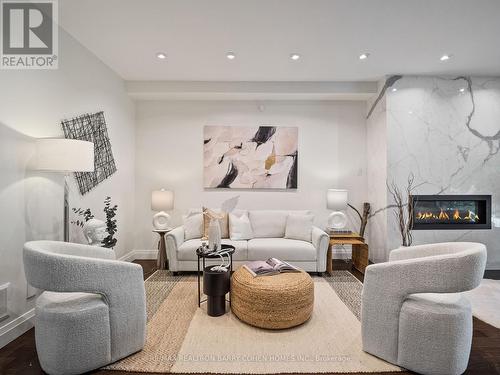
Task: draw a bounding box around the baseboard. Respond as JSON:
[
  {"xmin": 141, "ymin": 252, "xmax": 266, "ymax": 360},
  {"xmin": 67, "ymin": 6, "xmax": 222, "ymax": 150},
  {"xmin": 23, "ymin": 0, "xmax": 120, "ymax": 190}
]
[
  {"xmin": 486, "ymin": 262, "xmax": 500, "ymax": 271},
  {"xmin": 120, "ymin": 249, "xmax": 158, "ymax": 262},
  {"xmin": 0, "ymin": 308, "xmax": 35, "ymax": 349}
]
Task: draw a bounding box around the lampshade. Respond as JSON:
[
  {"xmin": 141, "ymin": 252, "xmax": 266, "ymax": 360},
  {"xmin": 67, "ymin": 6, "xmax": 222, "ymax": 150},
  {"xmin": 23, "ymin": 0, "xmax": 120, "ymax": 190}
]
[
  {"xmin": 327, "ymin": 189, "xmax": 348, "ymax": 211},
  {"xmin": 34, "ymin": 138, "xmax": 94, "ymax": 172},
  {"xmin": 151, "ymin": 189, "xmax": 174, "ymax": 211}
]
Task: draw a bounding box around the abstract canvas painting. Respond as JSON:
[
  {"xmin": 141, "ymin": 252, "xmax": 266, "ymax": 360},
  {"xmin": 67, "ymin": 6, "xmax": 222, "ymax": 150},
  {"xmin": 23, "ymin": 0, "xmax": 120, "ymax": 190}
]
[
  {"xmin": 204, "ymin": 126, "xmax": 298, "ymax": 189},
  {"xmin": 61, "ymin": 111, "xmax": 117, "ymax": 195}
]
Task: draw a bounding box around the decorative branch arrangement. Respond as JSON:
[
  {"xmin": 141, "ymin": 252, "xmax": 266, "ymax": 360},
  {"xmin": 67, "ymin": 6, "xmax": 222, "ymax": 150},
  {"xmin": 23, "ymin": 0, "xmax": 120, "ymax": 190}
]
[
  {"xmin": 347, "ymin": 202, "xmax": 371, "ymax": 238},
  {"xmin": 388, "ymin": 173, "xmax": 416, "ymax": 247}
]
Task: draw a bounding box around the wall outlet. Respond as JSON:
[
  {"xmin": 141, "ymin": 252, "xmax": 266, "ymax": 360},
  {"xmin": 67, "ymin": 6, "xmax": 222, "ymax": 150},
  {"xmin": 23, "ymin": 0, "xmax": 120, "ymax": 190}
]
[{"xmin": 0, "ymin": 283, "xmax": 9, "ymax": 321}]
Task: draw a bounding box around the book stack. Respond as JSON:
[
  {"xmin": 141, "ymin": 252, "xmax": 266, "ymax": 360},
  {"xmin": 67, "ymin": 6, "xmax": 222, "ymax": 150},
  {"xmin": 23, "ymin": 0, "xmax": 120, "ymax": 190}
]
[{"xmin": 327, "ymin": 228, "xmax": 353, "ymax": 235}]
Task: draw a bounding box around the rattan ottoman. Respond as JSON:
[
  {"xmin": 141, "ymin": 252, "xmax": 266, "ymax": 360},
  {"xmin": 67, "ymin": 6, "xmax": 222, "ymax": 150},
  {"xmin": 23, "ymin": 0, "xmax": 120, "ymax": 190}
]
[{"xmin": 231, "ymin": 267, "xmax": 314, "ymax": 329}]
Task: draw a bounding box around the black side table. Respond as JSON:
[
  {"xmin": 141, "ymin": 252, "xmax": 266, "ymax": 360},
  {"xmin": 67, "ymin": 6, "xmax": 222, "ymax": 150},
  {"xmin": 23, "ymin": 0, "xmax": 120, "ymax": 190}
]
[
  {"xmin": 196, "ymin": 244, "xmax": 235, "ymax": 315},
  {"xmin": 203, "ymin": 266, "xmax": 230, "ymax": 316}
]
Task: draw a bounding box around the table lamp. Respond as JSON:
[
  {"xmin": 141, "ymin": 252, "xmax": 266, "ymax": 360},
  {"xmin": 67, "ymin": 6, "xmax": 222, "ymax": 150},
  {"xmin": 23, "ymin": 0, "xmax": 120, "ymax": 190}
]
[
  {"xmin": 151, "ymin": 189, "xmax": 174, "ymax": 230},
  {"xmin": 34, "ymin": 138, "xmax": 95, "ymax": 242},
  {"xmin": 327, "ymin": 189, "xmax": 348, "ymax": 231}
]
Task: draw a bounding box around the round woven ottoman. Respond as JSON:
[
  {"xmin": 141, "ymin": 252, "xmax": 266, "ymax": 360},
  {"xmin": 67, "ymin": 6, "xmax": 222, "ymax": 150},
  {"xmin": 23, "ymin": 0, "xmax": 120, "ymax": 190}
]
[{"xmin": 231, "ymin": 267, "xmax": 314, "ymax": 329}]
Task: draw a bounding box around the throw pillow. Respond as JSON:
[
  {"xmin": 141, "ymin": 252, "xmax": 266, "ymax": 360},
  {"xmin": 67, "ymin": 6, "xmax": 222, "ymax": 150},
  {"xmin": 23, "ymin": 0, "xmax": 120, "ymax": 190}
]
[
  {"xmin": 202, "ymin": 207, "xmax": 229, "ymax": 239},
  {"xmin": 183, "ymin": 212, "xmax": 203, "ymax": 240},
  {"xmin": 229, "ymin": 212, "xmax": 254, "ymax": 240},
  {"xmin": 285, "ymin": 214, "xmax": 314, "ymax": 242}
]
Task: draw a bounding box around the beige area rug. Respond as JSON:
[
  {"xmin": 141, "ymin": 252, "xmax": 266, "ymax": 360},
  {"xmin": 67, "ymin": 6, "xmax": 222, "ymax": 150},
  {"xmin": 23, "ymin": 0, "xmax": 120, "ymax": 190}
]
[
  {"xmin": 105, "ymin": 271, "xmax": 401, "ymax": 374},
  {"xmin": 464, "ymin": 279, "xmax": 500, "ymax": 328}
]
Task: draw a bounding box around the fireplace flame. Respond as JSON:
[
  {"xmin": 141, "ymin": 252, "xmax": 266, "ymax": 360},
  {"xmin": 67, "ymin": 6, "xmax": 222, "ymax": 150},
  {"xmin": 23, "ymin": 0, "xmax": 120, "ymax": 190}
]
[
  {"xmin": 463, "ymin": 210, "xmax": 480, "ymax": 222},
  {"xmin": 416, "ymin": 209, "xmax": 480, "ymax": 222},
  {"xmin": 438, "ymin": 209, "xmax": 449, "ymax": 220}
]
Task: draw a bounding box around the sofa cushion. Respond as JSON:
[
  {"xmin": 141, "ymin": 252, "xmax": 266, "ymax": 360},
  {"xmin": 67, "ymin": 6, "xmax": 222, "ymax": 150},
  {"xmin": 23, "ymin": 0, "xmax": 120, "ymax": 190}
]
[
  {"xmin": 177, "ymin": 239, "xmax": 248, "ymax": 261},
  {"xmin": 183, "ymin": 211, "xmax": 203, "ymax": 240},
  {"xmin": 285, "ymin": 214, "xmax": 314, "ymax": 242},
  {"xmin": 247, "ymin": 238, "xmax": 317, "ymax": 261},
  {"xmin": 248, "ymin": 210, "xmax": 311, "ymax": 238},
  {"xmin": 229, "ymin": 212, "xmax": 254, "ymax": 240},
  {"xmin": 202, "ymin": 207, "xmax": 229, "ymax": 239}
]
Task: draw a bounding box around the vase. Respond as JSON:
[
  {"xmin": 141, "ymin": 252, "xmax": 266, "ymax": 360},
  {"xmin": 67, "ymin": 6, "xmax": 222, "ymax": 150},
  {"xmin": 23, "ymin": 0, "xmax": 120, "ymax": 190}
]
[{"xmin": 208, "ymin": 217, "xmax": 221, "ymax": 251}]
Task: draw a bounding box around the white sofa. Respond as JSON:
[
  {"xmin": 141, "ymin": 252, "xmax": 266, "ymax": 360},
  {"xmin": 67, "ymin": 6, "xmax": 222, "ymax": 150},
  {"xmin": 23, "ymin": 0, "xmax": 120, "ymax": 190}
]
[{"xmin": 166, "ymin": 210, "xmax": 329, "ymax": 273}]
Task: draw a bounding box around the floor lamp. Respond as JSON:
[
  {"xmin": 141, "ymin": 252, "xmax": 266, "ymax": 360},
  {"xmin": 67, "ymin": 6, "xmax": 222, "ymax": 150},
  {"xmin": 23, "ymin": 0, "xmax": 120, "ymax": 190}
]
[{"xmin": 34, "ymin": 138, "xmax": 95, "ymax": 242}]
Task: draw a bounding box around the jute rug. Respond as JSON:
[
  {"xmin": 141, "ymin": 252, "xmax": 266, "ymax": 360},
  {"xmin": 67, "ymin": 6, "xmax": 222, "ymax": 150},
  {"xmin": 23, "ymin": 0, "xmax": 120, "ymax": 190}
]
[{"xmin": 105, "ymin": 270, "xmax": 401, "ymax": 373}]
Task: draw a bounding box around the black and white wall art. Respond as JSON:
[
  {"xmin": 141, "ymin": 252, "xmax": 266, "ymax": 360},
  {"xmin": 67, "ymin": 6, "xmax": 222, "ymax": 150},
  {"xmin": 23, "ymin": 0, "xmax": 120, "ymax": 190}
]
[
  {"xmin": 61, "ymin": 111, "xmax": 117, "ymax": 195},
  {"xmin": 204, "ymin": 126, "xmax": 298, "ymax": 189}
]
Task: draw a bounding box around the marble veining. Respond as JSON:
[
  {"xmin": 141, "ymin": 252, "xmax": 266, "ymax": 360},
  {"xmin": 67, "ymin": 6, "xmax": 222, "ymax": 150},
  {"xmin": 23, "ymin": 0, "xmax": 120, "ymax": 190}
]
[{"xmin": 368, "ymin": 76, "xmax": 500, "ymax": 268}]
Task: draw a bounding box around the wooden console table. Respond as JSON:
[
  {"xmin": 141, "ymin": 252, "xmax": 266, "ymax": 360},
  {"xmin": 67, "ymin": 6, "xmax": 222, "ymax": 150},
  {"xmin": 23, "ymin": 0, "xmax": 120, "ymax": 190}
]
[{"xmin": 327, "ymin": 232, "xmax": 369, "ymax": 275}]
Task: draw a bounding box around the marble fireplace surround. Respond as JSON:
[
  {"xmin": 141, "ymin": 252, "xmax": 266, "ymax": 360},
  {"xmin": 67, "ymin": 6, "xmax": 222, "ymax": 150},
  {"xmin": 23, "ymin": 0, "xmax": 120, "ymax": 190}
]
[{"xmin": 366, "ymin": 75, "xmax": 500, "ymax": 269}]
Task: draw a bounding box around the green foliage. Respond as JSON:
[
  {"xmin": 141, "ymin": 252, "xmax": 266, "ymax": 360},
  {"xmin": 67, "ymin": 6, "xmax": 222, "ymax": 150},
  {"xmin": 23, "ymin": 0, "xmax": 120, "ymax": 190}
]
[
  {"xmin": 71, "ymin": 208, "xmax": 94, "ymax": 227},
  {"xmin": 71, "ymin": 197, "xmax": 118, "ymax": 249},
  {"xmin": 102, "ymin": 196, "xmax": 118, "ymax": 248}
]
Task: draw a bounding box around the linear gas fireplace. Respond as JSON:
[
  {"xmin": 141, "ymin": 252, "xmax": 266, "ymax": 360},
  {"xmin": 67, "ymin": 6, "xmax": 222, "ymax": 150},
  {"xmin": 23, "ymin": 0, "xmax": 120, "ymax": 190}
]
[{"xmin": 412, "ymin": 195, "xmax": 491, "ymax": 230}]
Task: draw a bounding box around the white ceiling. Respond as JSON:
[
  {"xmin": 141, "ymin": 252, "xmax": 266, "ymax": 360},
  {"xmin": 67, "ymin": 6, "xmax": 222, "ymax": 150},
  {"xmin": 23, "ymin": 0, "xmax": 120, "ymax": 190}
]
[{"xmin": 59, "ymin": 0, "xmax": 500, "ymax": 82}]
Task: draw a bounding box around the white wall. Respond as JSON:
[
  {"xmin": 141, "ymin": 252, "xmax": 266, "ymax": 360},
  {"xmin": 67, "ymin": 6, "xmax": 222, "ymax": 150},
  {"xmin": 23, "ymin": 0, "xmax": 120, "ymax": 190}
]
[
  {"xmin": 0, "ymin": 29, "xmax": 136, "ymax": 347},
  {"xmin": 134, "ymin": 100, "xmax": 368, "ymax": 255}
]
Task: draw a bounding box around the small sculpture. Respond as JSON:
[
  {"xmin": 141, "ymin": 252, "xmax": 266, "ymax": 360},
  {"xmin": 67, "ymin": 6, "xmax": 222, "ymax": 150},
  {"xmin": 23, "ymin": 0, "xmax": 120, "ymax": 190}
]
[
  {"xmin": 83, "ymin": 218, "xmax": 107, "ymax": 246},
  {"xmin": 72, "ymin": 197, "xmax": 118, "ymax": 248}
]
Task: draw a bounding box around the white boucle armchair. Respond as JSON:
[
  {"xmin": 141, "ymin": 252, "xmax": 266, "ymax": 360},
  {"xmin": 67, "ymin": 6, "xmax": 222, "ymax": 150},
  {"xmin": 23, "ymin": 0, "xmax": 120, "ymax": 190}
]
[
  {"xmin": 23, "ymin": 241, "xmax": 147, "ymax": 375},
  {"xmin": 361, "ymin": 242, "xmax": 487, "ymax": 375}
]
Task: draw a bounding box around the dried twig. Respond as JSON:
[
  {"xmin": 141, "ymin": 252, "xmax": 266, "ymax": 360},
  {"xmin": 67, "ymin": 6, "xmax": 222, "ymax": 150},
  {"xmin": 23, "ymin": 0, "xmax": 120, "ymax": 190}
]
[
  {"xmin": 348, "ymin": 202, "xmax": 371, "ymax": 238},
  {"xmin": 388, "ymin": 173, "xmax": 416, "ymax": 246}
]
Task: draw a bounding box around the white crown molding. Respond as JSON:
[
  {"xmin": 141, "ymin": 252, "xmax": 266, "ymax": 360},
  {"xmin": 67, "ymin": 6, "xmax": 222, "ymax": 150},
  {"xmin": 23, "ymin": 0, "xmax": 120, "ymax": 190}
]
[{"xmin": 125, "ymin": 81, "xmax": 378, "ymax": 101}]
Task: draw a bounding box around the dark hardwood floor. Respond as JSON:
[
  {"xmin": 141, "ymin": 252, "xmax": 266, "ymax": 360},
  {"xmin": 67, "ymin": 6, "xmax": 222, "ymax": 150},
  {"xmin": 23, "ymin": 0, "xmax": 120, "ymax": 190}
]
[{"xmin": 1, "ymin": 260, "xmax": 499, "ymax": 375}]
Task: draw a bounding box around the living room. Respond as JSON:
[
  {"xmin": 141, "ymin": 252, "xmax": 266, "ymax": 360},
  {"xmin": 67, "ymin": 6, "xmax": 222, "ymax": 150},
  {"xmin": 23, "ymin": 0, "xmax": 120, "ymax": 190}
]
[{"xmin": 0, "ymin": 1, "xmax": 499, "ymax": 374}]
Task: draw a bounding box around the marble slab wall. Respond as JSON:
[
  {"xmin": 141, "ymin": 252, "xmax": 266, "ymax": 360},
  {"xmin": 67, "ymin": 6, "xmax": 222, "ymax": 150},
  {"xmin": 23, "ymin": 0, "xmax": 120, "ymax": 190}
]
[
  {"xmin": 368, "ymin": 76, "xmax": 500, "ymax": 269},
  {"xmin": 366, "ymin": 80, "xmax": 388, "ymax": 263}
]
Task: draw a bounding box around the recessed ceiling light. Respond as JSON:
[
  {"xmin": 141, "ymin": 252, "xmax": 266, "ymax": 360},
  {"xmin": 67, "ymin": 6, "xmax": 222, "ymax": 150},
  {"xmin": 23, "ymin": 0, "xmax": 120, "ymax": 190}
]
[
  {"xmin": 440, "ymin": 54, "xmax": 451, "ymax": 61},
  {"xmin": 156, "ymin": 52, "xmax": 167, "ymax": 60},
  {"xmin": 408, "ymin": 110, "xmax": 414, "ymax": 115},
  {"xmin": 290, "ymin": 53, "xmax": 301, "ymax": 61},
  {"xmin": 391, "ymin": 87, "xmax": 397, "ymax": 92},
  {"xmin": 226, "ymin": 52, "xmax": 236, "ymax": 60},
  {"xmin": 359, "ymin": 53, "xmax": 370, "ymax": 60},
  {"xmin": 459, "ymin": 87, "xmax": 466, "ymax": 93}
]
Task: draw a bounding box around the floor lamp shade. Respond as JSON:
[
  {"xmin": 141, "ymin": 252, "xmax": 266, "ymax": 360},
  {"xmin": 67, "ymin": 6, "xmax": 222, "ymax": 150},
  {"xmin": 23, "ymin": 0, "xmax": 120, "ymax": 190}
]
[
  {"xmin": 34, "ymin": 138, "xmax": 95, "ymax": 242},
  {"xmin": 34, "ymin": 138, "xmax": 94, "ymax": 172}
]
